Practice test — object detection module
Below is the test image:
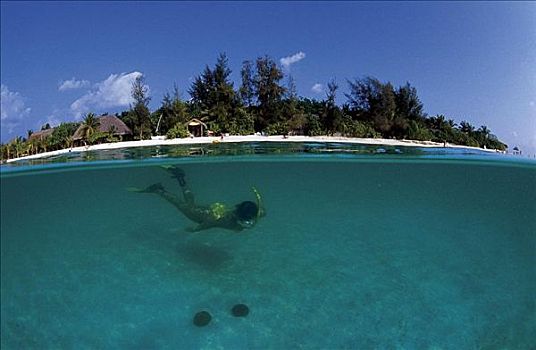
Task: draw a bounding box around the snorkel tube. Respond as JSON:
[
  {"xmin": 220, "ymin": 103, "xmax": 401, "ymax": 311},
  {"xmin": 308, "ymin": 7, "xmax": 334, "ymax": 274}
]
[{"xmin": 252, "ymin": 186, "xmax": 262, "ymax": 219}]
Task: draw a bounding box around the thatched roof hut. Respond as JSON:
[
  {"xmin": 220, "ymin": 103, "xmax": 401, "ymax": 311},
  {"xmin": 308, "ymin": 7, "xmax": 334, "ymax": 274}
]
[
  {"xmin": 73, "ymin": 115, "xmax": 132, "ymax": 141},
  {"xmin": 185, "ymin": 118, "xmax": 207, "ymax": 137},
  {"xmin": 29, "ymin": 128, "xmax": 55, "ymax": 140}
]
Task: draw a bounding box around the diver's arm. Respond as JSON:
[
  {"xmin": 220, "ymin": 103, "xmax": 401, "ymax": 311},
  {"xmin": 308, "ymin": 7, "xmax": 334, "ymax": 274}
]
[{"xmin": 186, "ymin": 217, "xmax": 244, "ymax": 233}]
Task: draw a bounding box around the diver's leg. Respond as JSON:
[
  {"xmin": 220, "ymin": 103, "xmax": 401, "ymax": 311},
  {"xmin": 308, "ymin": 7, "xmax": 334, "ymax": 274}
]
[
  {"xmin": 172, "ymin": 168, "xmax": 195, "ymax": 205},
  {"xmin": 153, "ymin": 187, "xmax": 190, "ymax": 212},
  {"xmin": 161, "ymin": 166, "xmax": 195, "ymax": 205},
  {"xmin": 162, "ymin": 166, "xmax": 187, "ymax": 187},
  {"xmin": 129, "ymin": 183, "xmax": 189, "ymax": 212}
]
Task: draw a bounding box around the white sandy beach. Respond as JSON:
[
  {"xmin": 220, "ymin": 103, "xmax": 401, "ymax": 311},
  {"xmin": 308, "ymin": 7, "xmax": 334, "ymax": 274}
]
[{"xmin": 5, "ymin": 135, "xmax": 501, "ymax": 163}]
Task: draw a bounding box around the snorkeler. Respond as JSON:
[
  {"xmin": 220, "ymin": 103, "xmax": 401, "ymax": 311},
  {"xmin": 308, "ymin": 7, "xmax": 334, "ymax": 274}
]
[{"xmin": 128, "ymin": 166, "xmax": 264, "ymax": 233}]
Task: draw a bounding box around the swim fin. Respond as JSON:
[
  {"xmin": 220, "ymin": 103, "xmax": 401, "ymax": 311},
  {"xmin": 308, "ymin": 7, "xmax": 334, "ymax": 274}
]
[{"xmin": 161, "ymin": 166, "xmax": 186, "ymax": 186}]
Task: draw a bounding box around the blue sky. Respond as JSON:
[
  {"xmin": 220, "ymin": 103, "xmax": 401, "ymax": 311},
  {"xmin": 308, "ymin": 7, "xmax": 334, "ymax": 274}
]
[{"xmin": 1, "ymin": 1, "xmax": 535, "ymax": 152}]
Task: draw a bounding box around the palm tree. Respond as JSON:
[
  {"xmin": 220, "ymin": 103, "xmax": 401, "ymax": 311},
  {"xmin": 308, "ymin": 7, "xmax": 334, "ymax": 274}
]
[
  {"xmin": 27, "ymin": 137, "xmax": 38, "ymax": 155},
  {"xmin": 447, "ymin": 119, "xmax": 457, "ymax": 129},
  {"xmin": 0, "ymin": 143, "xmax": 11, "ymax": 161},
  {"xmin": 104, "ymin": 125, "xmax": 120, "ymax": 143},
  {"xmin": 459, "ymin": 121, "xmax": 475, "ymax": 134},
  {"xmin": 6, "ymin": 143, "xmax": 13, "ymax": 159},
  {"xmin": 11, "ymin": 136, "xmax": 25, "ymax": 158},
  {"xmin": 64, "ymin": 135, "xmax": 74, "ymax": 149},
  {"xmin": 478, "ymin": 125, "xmax": 490, "ymax": 139},
  {"xmin": 429, "ymin": 115, "xmax": 448, "ymax": 132},
  {"xmin": 38, "ymin": 137, "xmax": 50, "ymax": 153},
  {"xmin": 80, "ymin": 113, "xmax": 101, "ymax": 145}
]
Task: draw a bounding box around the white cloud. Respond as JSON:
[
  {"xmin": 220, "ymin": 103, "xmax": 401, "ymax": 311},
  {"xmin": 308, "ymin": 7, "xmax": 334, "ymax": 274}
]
[
  {"xmin": 512, "ymin": 131, "xmax": 518, "ymax": 138},
  {"xmin": 280, "ymin": 51, "xmax": 306, "ymax": 69},
  {"xmin": 70, "ymin": 71, "xmax": 146, "ymax": 118},
  {"xmin": 311, "ymin": 83, "xmax": 323, "ymax": 94},
  {"xmin": 41, "ymin": 112, "xmax": 62, "ymax": 128},
  {"xmin": 530, "ymin": 101, "xmax": 535, "ymax": 108},
  {"xmin": 58, "ymin": 78, "xmax": 90, "ymax": 91},
  {"xmin": 1, "ymin": 84, "xmax": 31, "ymax": 133}
]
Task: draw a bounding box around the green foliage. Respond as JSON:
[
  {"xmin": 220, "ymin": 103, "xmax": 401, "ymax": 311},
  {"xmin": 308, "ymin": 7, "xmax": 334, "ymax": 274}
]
[
  {"xmin": 239, "ymin": 60, "xmax": 255, "ymax": 107},
  {"xmin": 321, "ymin": 79, "xmax": 342, "ymax": 135},
  {"xmin": 287, "ymin": 113, "xmax": 308, "ymax": 135},
  {"xmin": 155, "ymin": 85, "xmax": 189, "ymax": 135},
  {"xmin": 88, "ymin": 131, "xmax": 108, "ymax": 144},
  {"xmin": 304, "ymin": 114, "xmax": 323, "ymax": 136},
  {"xmin": 0, "ymin": 144, "xmax": 9, "ymax": 162},
  {"xmin": 49, "ymin": 122, "xmax": 79, "ymax": 150},
  {"xmin": 130, "ymin": 75, "xmax": 152, "ymax": 139},
  {"xmin": 346, "ymin": 77, "xmax": 423, "ymax": 138},
  {"xmin": 105, "ymin": 125, "xmax": 119, "ymax": 143},
  {"xmin": 227, "ymin": 107, "xmax": 255, "ymax": 135},
  {"xmin": 339, "ymin": 116, "xmax": 379, "ymax": 138},
  {"xmin": 79, "ymin": 113, "xmax": 101, "ymax": 144},
  {"xmin": 395, "ymin": 83, "xmax": 425, "ymax": 122},
  {"xmin": 406, "ymin": 120, "xmax": 433, "ymax": 141},
  {"xmin": 8, "ymin": 136, "xmax": 26, "ymax": 158},
  {"xmin": 265, "ymin": 122, "xmax": 289, "ymax": 136},
  {"xmin": 254, "ymin": 56, "xmax": 285, "ymax": 130},
  {"xmin": 189, "ymin": 53, "xmax": 244, "ymax": 134},
  {"xmin": 166, "ymin": 123, "xmax": 189, "ymax": 139}
]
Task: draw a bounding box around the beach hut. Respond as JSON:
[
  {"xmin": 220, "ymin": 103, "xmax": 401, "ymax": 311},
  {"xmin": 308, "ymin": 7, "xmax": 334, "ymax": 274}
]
[
  {"xmin": 29, "ymin": 128, "xmax": 55, "ymax": 141},
  {"xmin": 72, "ymin": 115, "xmax": 133, "ymax": 146},
  {"xmin": 185, "ymin": 118, "xmax": 207, "ymax": 137}
]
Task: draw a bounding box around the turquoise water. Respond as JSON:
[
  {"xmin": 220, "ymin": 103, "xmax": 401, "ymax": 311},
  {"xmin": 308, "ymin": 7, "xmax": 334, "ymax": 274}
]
[{"xmin": 1, "ymin": 144, "xmax": 535, "ymax": 349}]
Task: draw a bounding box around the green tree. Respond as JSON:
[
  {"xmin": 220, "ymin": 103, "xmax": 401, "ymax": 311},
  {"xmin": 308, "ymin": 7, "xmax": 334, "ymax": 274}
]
[
  {"xmin": 130, "ymin": 75, "xmax": 152, "ymax": 139},
  {"xmin": 79, "ymin": 113, "xmax": 101, "ymax": 145},
  {"xmin": 322, "ymin": 79, "xmax": 342, "ymax": 135},
  {"xmin": 155, "ymin": 84, "xmax": 189, "ymax": 135},
  {"xmin": 347, "ymin": 77, "xmax": 425, "ymax": 138},
  {"xmin": 10, "ymin": 136, "xmax": 26, "ymax": 158},
  {"xmin": 189, "ymin": 65, "xmax": 214, "ymax": 114},
  {"xmin": 345, "ymin": 77, "xmax": 380, "ymax": 115},
  {"xmin": 366, "ymin": 81, "xmax": 397, "ymax": 136},
  {"xmin": 0, "ymin": 143, "xmax": 10, "ymax": 161},
  {"xmin": 390, "ymin": 82, "xmax": 426, "ymax": 138},
  {"xmin": 395, "ymin": 83, "xmax": 425, "ymax": 121},
  {"xmin": 239, "ymin": 60, "xmax": 255, "ymax": 107},
  {"xmin": 254, "ymin": 56, "xmax": 285, "ymax": 130},
  {"xmin": 166, "ymin": 123, "xmax": 189, "ymax": 139},
  {"xmin": 26, "ymin": 137, "xmax": 38, "ymax": 155},
  {"xmin": 189, "ymin": 53, "xmax": 245, "ymax": 134},
  {"xmin": 279, "ymin": 74, "xmax": 302, "ymax": 135},
  {"xmin": 459, "ymin": 120, "xmax": 475, "ymax": 134},
  {"xmin": 49, "ymin": 122, "xmax": 79, "ymax": 150}
]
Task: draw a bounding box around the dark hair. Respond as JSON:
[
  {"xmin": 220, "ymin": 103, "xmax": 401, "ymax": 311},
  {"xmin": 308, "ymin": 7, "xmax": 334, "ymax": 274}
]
[{"xmin": 235, "ymin": 201, "xmax": 258, "ymax": 221}]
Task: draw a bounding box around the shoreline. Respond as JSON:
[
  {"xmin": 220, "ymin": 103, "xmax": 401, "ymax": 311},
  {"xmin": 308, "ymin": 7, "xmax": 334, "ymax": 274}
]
[{"xmin": 5, "ymin": 135, "xmax": 502, "ymax": 163}]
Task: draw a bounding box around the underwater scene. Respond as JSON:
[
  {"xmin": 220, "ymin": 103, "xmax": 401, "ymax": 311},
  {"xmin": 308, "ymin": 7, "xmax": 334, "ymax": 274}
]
[{"xmin": 1, "ymin": 144, "xmax": 535, "ymax": 349}]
